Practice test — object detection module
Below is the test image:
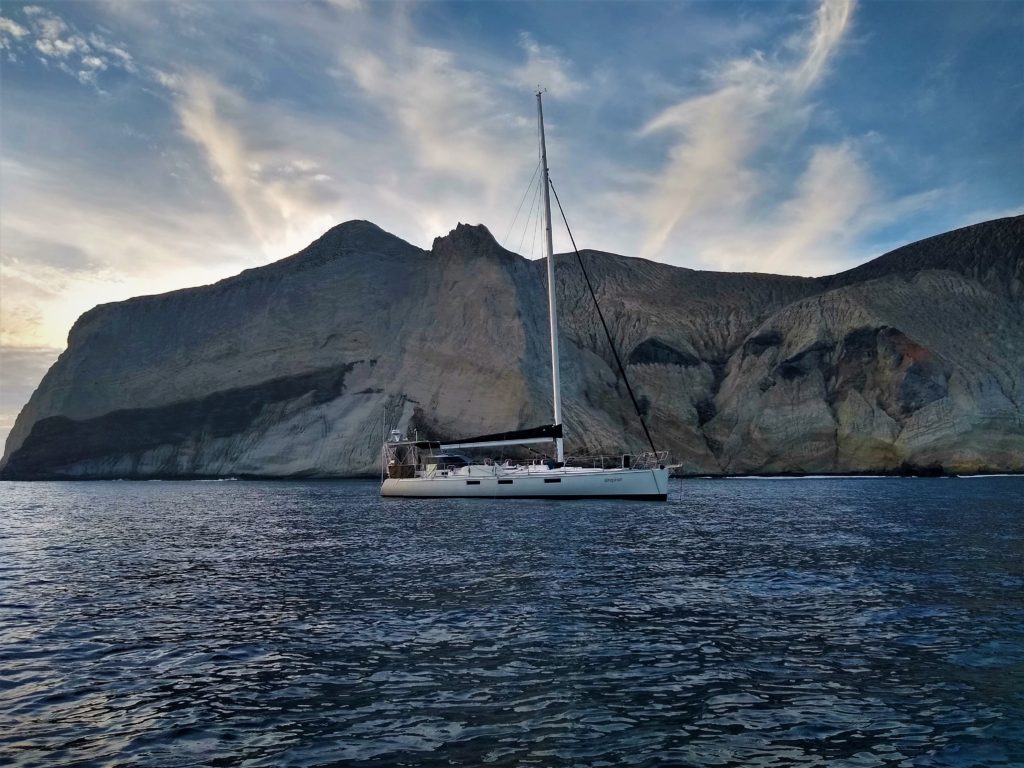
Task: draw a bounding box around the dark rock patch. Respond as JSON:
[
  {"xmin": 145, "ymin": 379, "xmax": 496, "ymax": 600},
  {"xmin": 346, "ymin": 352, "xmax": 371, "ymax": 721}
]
[
  {"xmin": 408, "ymin": 407, "xmax": 455, "ymax": 445},
  {"xmin": 744, "ymin": 331, "xmax": 784, "ymax": 356},
  {"xmin": 842, "ymin": 327, "xmax": 882, "ymax": 360},
  {"xmin": 628, "ymin": 338, "xmax": 700, "ymax": 367},
  {"xmin": 695, "ymin": 398, "xmax": 717, "ymax": 426},
  {"xmin": 898, "ymin": 362, "xmax": 948, "ymax": 414},
  {"xmin": 637, "ymin": 394, "xmax": 652, "ymax": 417},
  {"xmin": 777, "ymin": 341, "xmax": 835, "ymax": 381},
  {"xmin": 831, "ymin": 327, "xmax": 883, "ymax": 394}
]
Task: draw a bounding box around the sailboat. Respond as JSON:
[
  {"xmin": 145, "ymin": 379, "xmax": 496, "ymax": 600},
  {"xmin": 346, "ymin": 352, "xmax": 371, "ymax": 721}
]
[{"xmin": 380, "ymin": 92, "xmax": 670, "ymax": 500}]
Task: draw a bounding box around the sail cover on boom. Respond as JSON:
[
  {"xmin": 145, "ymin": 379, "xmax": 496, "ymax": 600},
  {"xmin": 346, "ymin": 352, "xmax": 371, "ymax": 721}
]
[{"xmin": 413, "ymin": 423, "xmax": 562, "ymax": 450}]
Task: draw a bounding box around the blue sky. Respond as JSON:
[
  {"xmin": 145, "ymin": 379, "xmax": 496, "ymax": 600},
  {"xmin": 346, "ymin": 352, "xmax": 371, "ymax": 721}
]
[{"xmin": 0, "ymin": 0, "xmax": 1021, "ymax": 445}]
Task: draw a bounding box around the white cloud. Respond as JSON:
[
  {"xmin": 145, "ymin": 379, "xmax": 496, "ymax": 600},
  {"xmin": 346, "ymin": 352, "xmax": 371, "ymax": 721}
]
[
  {"xmin": 692, "ymin": 141, "xmax": 876, "ymax": 274},
  {"xmin": 176, "ymin": 77, "xmax": 266, "ymax": 233},
  {"xmin": 340, "ymin": 43, "xmax": 523, "ymax": 196},
  {"xmin": 512, "ymin": 33, "xmax": 586, "ymax": 98},
  {"xmin": 4, "ymin": 6, "xmax": 133, "ymax": 86},
  {"xmin": 330, "ymin": 13, "xmax": 590, "ymax": 246},
  {"xmin": 769, "ymin": 143, "xmax": 874, "ymax": 263},
  {"xmin": 150, "ymin": 67, "xmax": 182, "ymax": 89},
  {"xmin": 172, "ymin": 74, "xmax": 355, "ymax": 256},
  {"xmin": 0, "ymin": 16, "xmax": 28, "ymax": 48},
  {"xmin": 791, "ymin": 0, "xmax": 856, "ymax": 93},
  {"xmin": 81, "ymin": 55, "xmax": 106, "ymax": 70},
  {"xmin": 638, "ymin": 0, "xmax": 873, "ymax": 273},
  {"xmin": 34, "ymin": 13, "xmax": 69, "ymax": 39},
  {"xmin": 31, "ymin": 11, "xmax": 90, "ymax": 59},
  {"xmin": 35, "ymin": 35, "xmax": 84, "ymax": 58},
  {"xmin": 326, "ymin": 0, "xmax": 364, "ymax": 10},
  {"xmin": 87, "ymin": 32, "xmax": 135, "ymax": 71}
]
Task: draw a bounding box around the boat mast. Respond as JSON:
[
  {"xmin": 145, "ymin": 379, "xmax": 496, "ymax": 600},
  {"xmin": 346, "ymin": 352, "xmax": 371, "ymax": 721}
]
[{"xmin": 536, "ymin": 90, "xmax": 564, "ymax": 463}]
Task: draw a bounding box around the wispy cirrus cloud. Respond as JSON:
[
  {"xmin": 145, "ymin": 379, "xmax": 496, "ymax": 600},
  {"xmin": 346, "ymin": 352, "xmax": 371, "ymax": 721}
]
[
  {"xmin": 339, "ymin": 41, "xmax": 525, "ymax": 198},
  {"xmin": 170, "ymin": 73, "xmax": 353, "ymax": 254},
  {"xmin": 636, "ymin": 0, "xmax": 906, "ymax": 273},
  {"xmin": 328, "ymin": 14, "xmax": 552, "ymax": 244},
  {"xmin": 687, "ymin": 140, "xmax": 878, "ymax": 273},
  {"xmin": 512, "ymin": 32, "xmax": 586, "ymax": 98}
]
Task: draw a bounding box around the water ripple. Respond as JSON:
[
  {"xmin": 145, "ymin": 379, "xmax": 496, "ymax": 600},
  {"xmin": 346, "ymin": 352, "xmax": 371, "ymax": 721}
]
[{"xmin": 1, "ymin": 478, "xmax": 1022, "ymax": 766}]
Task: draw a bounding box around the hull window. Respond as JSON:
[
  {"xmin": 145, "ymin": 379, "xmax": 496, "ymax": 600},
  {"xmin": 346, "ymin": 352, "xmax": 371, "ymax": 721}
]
[
  {"xmin": 544, "ymin": 478, "xmax": 562, "ymax": 484},
  {"xmin": 466, "ymin": 480, "xmax": 481, "ymax": 485},
  {"xmin": 498, "ymin": 479, "xmax": 513, "ymax": 485}
]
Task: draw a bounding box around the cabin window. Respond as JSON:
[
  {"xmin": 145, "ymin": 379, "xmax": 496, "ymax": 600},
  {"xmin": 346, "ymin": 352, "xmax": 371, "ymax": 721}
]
[
  {"xmin": 544, "ymin": 478, "xmax": 561, "ymax": 484},
  {"xmin": 498, "ymin": 479, "xmax": 513, "ymax": 485},
  {"xmin": 466, "ymin": 480, "xmax": 480, "ymax": 485}
]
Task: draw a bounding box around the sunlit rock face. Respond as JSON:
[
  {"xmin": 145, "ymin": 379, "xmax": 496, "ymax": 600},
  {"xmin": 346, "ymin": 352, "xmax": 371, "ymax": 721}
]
[{"xmin": 2, "ymin": 216, "xmax": 1022, "ymax": 478}]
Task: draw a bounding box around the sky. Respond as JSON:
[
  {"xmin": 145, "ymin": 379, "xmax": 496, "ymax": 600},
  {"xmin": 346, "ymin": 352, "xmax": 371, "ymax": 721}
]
[{"xmin": 0, "ymin": 0, "xmax": 1022, "ymax": 448}]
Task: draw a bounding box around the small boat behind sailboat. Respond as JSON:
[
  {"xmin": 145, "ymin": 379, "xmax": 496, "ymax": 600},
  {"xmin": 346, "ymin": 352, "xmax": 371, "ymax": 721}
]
[{"xmin": 380, "ymin": 91, "xmax": 671, "ymax": 501}]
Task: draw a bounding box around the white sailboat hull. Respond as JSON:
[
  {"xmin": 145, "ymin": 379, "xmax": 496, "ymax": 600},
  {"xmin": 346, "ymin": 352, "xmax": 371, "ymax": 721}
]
[{"xmin": 381, "ymin": 466, "xmax": 670, "ymax": 500}]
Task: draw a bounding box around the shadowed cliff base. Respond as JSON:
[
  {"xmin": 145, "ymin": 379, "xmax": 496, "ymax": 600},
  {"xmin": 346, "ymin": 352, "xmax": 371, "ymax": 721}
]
[{"xmin": 2, "ymin": 215, "xmax": 1022, "ymax": 480}]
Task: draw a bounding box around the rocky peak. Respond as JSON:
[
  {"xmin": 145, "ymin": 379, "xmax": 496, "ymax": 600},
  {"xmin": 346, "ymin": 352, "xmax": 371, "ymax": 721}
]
[
  {"xmin": 431, "ymin": 223, "xmax": 519, "ymax": 265},
  {"xmin": 281, "ymin": 219, "xmax": 424, "ymax": 267},
  {"xmin": 312, "ymin": 219, "xmax": 395, "ymax": 250}
]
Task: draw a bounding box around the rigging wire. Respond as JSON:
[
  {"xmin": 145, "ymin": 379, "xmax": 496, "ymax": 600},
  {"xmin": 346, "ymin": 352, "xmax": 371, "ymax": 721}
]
[
  {"xmin": 548, "ymin": 178, "xmax": 659, "ymax": 456},
  {"xmin": 518, "ymin": 171, "xmax": 542, "ymax": 257},
  {"xmin": 503, "ymin": 159, "xmax": 542, "ymax": 249}
]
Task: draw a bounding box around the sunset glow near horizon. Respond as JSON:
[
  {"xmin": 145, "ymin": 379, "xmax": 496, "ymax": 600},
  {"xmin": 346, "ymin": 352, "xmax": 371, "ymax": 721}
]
[{"xmin": 0, "ymin": 0, "xmax": 1021, "ymax": 447}]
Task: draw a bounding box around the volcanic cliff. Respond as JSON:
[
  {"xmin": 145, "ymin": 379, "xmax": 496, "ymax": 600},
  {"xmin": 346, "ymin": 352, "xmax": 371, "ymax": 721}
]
[{"xmin": 3, "ymin": 215, "xmax": 1022, "ymax": 479}]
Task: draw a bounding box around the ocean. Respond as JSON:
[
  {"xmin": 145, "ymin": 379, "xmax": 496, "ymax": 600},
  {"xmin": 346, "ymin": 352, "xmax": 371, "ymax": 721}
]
[{"xmin": 1, "ymin": 478, "xmax": 1022, "ymax": 767}]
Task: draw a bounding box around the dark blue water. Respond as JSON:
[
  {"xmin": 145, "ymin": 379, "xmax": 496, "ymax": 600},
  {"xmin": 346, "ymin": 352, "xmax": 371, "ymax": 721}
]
[{"xmin": 1, "ymin": 478, "xmax": 1022, "ymax": 767}]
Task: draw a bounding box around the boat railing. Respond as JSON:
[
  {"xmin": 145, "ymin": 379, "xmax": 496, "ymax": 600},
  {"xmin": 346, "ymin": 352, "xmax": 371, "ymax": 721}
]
[
  {"xmin": 393, "ymin": 451, "xmax": 670, "ymax": 479},
  {"xmin": 563, "ymin": 451, "xmax": 669, "ymax": 470}
]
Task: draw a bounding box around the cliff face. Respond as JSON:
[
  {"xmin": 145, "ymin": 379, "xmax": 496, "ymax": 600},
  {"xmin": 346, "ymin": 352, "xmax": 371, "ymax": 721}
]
[{"xmin": 3, "ymin": 216, "xmax": 1022, "ymax": 478}]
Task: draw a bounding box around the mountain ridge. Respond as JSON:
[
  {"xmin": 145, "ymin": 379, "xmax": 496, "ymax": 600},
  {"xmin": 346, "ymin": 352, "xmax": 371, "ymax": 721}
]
[{"xmin": 3, "ymin": 215, "xmax": 1022, "ymax": 479}]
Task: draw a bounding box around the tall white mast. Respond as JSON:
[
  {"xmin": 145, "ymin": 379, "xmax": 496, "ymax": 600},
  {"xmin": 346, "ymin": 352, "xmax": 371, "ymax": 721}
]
[{"xmin": 536, "ymin": 90, "xmax": 564, "ymax": 463}]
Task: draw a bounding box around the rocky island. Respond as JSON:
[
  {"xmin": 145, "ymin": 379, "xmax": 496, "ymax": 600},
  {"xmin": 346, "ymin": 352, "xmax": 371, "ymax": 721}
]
[{"xmin": 2, "ymin": 215, "xmax": 1022, "ymax": 479}]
